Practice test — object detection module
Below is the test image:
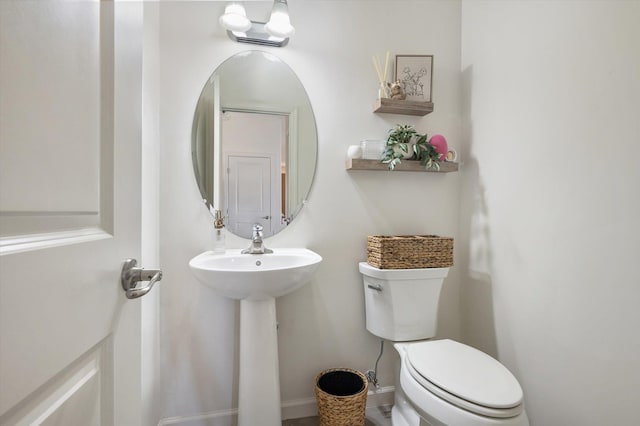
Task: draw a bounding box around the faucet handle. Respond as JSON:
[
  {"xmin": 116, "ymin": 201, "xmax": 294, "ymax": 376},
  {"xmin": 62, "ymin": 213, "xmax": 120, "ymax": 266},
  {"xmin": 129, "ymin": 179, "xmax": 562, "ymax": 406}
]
[{"xmin": 252, "ymin": 223, "xmax": 263, "ymax": 233}]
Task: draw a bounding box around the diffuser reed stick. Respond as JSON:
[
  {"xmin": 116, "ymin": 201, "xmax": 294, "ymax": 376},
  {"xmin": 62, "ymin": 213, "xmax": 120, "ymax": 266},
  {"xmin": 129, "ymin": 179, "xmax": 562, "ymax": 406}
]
[{"xmin": 383, "ymin": 51, "xmax": 389, "ymax": 82}]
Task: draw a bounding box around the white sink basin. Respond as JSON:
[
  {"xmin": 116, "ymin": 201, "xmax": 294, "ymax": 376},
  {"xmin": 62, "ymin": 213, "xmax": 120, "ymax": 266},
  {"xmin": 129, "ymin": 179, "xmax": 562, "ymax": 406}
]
[{"xmin": 189, "ymin": 248, "xmax": 322, "ymax": 300}]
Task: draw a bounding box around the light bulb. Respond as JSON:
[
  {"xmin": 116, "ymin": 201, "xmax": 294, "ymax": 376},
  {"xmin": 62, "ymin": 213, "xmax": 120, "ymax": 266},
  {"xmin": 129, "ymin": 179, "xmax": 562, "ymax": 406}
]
[
  {"xmin": 219, "ymin": 2, "xmax": 251, "ymax": 32},
  {"xmin": 265, "ymin": 0, "xmax": 295, "ymax": 38}
]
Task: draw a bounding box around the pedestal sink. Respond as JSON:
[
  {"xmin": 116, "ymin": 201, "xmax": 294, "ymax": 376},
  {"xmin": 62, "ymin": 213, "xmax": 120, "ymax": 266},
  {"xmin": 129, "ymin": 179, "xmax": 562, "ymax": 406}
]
[{"xmin": 189, "ymin": 248, "xmax": 322, "ymax": 426}]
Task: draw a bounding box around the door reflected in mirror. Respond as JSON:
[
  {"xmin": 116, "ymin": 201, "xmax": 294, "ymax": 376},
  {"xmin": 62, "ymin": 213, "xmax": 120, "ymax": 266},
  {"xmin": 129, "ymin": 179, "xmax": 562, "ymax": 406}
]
[
  {"xmin": 192, "ymin": 51, "xmax": 317, "ymax": 239},
  {"xmin": 222, "ymin": 110, "xmax": 288, "ymax": 237}
]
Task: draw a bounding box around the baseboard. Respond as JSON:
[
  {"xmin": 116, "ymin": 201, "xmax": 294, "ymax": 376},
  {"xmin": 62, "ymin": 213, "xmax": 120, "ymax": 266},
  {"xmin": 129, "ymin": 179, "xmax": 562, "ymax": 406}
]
[
  {"xmin": 282, "ymin": 385, "xmax": 395, "ymax": 420},
  {"xmin": 157, "ymin": 386, "xmax": 395, "ymax": 426},
  {"xmin": 158, "ymin": 408, "xmax": 237, "ymax": 426}
]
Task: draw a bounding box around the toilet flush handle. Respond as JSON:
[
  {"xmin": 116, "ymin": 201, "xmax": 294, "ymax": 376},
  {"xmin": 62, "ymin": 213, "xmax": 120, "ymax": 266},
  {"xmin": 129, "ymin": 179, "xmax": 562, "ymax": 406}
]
[{"xmin": 367, "ymin": 284, "xmax": 383, "ymax": 292}]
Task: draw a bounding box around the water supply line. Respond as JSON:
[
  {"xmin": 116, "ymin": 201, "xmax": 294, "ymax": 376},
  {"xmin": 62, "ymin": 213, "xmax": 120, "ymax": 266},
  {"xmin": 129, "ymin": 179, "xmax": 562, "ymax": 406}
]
[{"xmin": 365, "ymin": 339, "xmax": 384, "ymax": 389}]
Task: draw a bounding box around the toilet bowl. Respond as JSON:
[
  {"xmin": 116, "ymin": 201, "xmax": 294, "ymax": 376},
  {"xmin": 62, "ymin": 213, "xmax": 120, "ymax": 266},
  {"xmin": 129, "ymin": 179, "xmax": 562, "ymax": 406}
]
[
  {"xmin": 359, "ymin": 262, "xmax": 529, "ymax": 426},
  {"xmin": 394, "ymin": 341, "xmax": 528, "ymax": 426}
]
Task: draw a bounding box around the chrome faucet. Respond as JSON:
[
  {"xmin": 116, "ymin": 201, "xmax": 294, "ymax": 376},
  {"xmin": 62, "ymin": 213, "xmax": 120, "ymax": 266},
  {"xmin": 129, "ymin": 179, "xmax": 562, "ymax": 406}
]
[{"xmin": 241, "ymin": 223, "xmax": 273, "ymax": 254}]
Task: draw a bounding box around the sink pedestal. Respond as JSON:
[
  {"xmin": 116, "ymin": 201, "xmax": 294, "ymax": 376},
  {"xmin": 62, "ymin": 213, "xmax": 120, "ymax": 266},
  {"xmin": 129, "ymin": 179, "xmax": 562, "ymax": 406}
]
[{"xmin": 239, "ymin": 298, "xmax": 281, "ymax": 426}]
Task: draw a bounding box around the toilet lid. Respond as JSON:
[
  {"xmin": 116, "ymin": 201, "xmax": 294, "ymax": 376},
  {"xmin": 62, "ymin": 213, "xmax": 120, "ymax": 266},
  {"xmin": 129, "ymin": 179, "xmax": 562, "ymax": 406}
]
[{"xmin": 407, "ymin": 340, "xmax": 523, "ymax": 413}]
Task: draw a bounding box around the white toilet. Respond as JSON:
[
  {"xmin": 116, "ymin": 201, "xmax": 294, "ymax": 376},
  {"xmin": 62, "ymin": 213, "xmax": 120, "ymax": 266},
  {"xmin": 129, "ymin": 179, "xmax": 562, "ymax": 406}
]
[{"xmin": 359, "ymin": 262, "xmax": 529, "ymax": 426}]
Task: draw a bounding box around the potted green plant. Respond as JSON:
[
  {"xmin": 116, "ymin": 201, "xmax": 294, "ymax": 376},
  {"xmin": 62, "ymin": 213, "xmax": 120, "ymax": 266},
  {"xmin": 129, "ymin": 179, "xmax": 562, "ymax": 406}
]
[
  {"xmin": 381, "ymin": 124, "xmax": 440, "ymax": 171},
  {"xmin": 381, "ymin": 124, "xmax": 415, "ymax": 170}
]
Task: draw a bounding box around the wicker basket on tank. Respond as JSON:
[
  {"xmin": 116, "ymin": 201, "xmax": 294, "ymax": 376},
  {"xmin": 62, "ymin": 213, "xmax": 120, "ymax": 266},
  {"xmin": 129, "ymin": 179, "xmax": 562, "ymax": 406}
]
[
  {"xmin": 367, "ymin": 235, "xmax": 453, "ymax": 269},
  {"xmin": 315, "ymin": 368, "xmax": 368, "ymax": 426}
]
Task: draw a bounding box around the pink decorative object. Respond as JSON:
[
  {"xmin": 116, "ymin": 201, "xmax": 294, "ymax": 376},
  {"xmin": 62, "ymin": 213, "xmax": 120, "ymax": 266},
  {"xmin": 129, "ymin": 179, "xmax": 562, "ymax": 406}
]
[{"xmin": 429, "ymin": 134, "xmax": 448, "ymax": 160}]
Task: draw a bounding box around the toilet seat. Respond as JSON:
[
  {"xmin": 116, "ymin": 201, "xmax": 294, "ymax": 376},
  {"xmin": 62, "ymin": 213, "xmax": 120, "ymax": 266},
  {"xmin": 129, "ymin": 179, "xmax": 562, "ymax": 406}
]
[{"xmin": 406, "ymin": 340, "xmax": 524, "ymax": 418}]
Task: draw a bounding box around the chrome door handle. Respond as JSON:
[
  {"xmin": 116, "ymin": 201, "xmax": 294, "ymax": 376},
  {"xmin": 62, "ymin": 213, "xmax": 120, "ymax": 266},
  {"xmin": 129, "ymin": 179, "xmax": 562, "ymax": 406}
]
[
  {"xmin": 261, "ymin": 215, "xmax": 271, "ymax": 219},
  {"xmin": 121, "ymin": 259, "xmax": 162, "ymax": 299}
]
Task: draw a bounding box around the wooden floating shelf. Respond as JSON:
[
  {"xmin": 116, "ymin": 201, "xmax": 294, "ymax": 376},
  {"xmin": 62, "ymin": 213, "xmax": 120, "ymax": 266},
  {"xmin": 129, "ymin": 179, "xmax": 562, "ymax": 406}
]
[
  {"xmin": 373, "ymin": 98, "xmax": 434, "ymax": 116},
  {"xmin": 346, "ymin": 158, "xmax": 458, "ymax": 173}
]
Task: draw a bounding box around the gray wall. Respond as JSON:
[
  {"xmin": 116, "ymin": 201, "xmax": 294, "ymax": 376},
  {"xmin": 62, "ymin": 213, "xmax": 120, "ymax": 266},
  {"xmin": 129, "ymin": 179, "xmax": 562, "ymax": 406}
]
[{"xmin": 460, "ymin": 1, "xmax": 640, "ymax": 425}]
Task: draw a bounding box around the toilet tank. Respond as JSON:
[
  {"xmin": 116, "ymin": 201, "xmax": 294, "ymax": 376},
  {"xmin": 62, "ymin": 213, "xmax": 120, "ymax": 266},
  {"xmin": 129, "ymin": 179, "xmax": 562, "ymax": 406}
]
[{"xmin": 359, "ymin": 262, "xmax": 449, "ymax": 341}]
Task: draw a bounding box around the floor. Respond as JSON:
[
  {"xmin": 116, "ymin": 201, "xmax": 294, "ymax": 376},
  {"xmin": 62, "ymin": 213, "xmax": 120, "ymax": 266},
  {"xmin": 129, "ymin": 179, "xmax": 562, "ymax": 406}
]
[{"xmin": 282, "ymin": 405, "xmax": 393, "ymax": 426}]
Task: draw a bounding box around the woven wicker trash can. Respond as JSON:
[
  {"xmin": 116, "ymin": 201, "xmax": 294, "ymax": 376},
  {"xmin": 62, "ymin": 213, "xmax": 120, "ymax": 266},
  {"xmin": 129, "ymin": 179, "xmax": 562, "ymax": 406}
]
[{"xmin": 315, "ymin": 368, "xmax": 368, "ymax": 426}]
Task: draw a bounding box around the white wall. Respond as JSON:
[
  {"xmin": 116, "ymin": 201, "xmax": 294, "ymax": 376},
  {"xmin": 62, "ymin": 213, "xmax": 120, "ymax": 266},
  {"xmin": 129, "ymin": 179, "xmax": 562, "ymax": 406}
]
[
  {"xmin": 142, "ymin": 2, "xmax": 162, "ymax": 426},
  {"xmin": 460, "ymin": 1, "xmax": 640, "ymax": 425},
  {"xmin": 158, "ymin": 0, "xmax": 462, "ymax": 422}
]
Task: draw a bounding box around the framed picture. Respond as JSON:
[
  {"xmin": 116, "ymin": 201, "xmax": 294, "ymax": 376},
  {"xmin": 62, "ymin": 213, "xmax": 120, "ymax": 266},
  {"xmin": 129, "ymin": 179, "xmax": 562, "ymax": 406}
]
[{"xmin": 395, "ymin": 55, "xmax": 433, "ymax": 102}]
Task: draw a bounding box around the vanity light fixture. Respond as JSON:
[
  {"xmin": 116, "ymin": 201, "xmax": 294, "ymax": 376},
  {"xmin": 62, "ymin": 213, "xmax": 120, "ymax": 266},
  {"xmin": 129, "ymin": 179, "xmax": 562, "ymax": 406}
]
[{"xmin": 219, "ymin": 0, "xmax": 295, "ymax": 47}]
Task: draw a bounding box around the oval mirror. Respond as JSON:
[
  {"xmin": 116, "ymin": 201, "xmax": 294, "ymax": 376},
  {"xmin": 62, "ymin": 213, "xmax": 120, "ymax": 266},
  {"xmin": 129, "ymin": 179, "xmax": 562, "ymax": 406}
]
[{"xmin": 192, "ymin": 51, "xmax": 318, "ymax": 239}]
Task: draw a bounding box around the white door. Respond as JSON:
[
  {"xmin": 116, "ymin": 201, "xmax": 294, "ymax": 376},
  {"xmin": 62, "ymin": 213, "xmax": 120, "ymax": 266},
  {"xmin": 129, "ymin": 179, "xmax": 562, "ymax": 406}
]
[
  {"xmin": 0, "ymin": 2, "xmax": 146, "ymax": 425},
  {"xmin": 226, "ymin": 155, "xmax": 272, "ymax": 237}
]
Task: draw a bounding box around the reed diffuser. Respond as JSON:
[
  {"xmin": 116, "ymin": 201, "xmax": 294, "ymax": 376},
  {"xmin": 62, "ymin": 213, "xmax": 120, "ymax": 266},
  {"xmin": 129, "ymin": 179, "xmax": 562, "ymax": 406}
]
[{"xmin": 372, "ymin": 51, "xmax": 390, "ymax": 99}]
